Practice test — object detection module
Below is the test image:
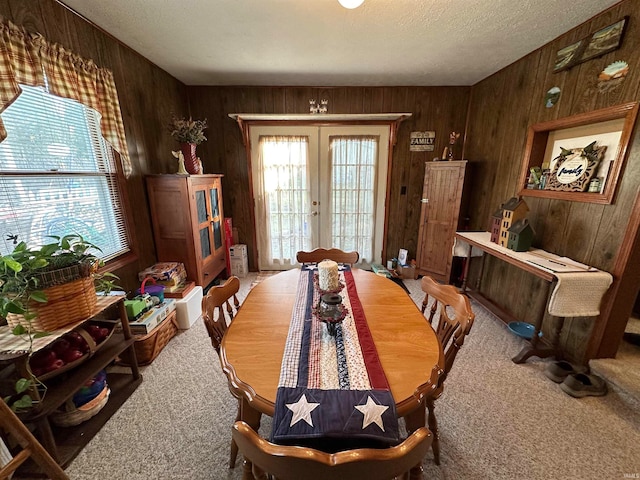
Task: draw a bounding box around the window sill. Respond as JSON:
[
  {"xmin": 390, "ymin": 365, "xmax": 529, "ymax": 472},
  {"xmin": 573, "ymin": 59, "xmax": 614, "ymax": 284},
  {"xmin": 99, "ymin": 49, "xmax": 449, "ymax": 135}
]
[{"xmin": 100, "ymin": 251, "xmax": 138, "ymax": 274}]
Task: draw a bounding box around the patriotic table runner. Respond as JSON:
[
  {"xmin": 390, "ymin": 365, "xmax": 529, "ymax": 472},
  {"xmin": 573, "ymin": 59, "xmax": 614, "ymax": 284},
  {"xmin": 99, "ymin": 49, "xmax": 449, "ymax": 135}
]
[{"xmin": 271, "ymin": 265, "xmax": 400, "ymax": 447}]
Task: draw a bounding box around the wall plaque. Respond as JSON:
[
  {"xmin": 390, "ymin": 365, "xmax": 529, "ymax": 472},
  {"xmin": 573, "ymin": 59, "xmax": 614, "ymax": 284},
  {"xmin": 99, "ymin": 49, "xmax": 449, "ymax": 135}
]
[
  {"xmin": 545, "ymin": 142, "xmax": 606, "ymax": 192},
  {"xmin": 410, "ymin": 131, "xmax": 435, "ymax": 152}
]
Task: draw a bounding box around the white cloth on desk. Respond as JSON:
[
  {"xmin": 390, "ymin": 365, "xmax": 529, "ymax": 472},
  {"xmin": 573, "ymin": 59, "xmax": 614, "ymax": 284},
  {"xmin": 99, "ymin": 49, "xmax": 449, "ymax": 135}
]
[
  {"xmin": 548, "ymin": 271, "xmax": 613, "ymax": 317},
  {"xmin": 452, "ymin": 237, "xmax": 484, "ymax": 258}
]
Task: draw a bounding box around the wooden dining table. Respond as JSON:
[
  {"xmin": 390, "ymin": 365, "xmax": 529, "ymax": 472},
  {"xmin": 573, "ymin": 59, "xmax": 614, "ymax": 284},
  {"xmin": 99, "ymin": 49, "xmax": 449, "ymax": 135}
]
[{"xmin": 220, "ymin": 268, "xmax": 444, "ymax": 479}]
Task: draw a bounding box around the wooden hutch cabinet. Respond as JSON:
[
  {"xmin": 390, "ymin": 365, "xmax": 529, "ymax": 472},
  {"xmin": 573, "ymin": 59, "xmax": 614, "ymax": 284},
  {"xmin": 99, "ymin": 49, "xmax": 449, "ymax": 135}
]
[
  {"xmin": 416, "ymin": 160, "xmax": 467, "ymax": 283},
  {"xmin": 145, "ymin": 174, "xmax": 226, "ymax": 289}
]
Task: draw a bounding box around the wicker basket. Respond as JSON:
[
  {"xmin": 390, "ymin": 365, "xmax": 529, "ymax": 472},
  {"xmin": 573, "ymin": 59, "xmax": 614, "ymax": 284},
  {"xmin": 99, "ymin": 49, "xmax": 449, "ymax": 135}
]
[
  {"xmin": 120, "ymin": 311, "xmax": 178, "ymax": 366},
  {"xmin": 50, "ymin": 385, "xmax": 110, "ymax": 427},
  {"xmin": 6, "ymin": 277, "xmax": 97, "ymax": 331},
  {"xmin": 33, "ymin": 323, "xmax": 115, "ymax": 381},
  {"xmin": 34, "ymin": 262, "xmax": 93, "ymax": 289}
]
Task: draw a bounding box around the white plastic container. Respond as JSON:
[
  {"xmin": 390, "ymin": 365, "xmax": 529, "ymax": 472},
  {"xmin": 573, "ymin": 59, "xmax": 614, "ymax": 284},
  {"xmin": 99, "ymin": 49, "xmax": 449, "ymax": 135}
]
[
  {"xmin": 230, "ymin": 256, "xmax": 248, "ymax": 278},
  {"xmin": 229, "ymin": 244, "xmax": 248, "ymax": 258},
  {"xmin": 175, "ymin": 285, "xmax": 203, "ymax": 330}
]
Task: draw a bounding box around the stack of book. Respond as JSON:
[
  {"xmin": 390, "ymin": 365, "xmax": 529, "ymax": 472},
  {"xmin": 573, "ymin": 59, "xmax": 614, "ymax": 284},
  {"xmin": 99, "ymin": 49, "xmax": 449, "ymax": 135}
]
[{"xmin": 128, "ymin": 299, "xmax": 177, "ymax": 335}]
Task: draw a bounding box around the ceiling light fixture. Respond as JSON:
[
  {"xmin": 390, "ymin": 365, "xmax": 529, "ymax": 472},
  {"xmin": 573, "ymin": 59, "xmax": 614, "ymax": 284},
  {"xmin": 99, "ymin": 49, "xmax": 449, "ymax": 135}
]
[{"xmin": 338, "ymin": 0, "xmax": 364, "ymax": 9}]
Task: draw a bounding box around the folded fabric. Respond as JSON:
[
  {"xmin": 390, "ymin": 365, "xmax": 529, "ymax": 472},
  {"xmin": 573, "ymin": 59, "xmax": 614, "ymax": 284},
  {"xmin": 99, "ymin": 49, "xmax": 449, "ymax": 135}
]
[
  {"xmin": 452, "ymin": 237, "xmax": 484, "ymax": 258},
  {"xmin": 548, "ymin": 271, "xmax": 613, "ymax": 317}
]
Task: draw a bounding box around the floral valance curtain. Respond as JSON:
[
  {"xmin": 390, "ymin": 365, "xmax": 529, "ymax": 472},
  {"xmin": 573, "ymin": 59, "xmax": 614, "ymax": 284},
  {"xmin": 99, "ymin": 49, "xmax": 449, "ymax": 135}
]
[{"xmin": 0, "ymin": 19, "xmax": 132, "ymax": 177}]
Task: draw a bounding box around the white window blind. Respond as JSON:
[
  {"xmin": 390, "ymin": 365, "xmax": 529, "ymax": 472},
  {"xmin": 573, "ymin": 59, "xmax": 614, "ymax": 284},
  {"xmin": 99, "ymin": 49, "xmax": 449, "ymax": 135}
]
[{"xmin": 0, "ymin": 85, "xmax": 130, "ymax": 260}]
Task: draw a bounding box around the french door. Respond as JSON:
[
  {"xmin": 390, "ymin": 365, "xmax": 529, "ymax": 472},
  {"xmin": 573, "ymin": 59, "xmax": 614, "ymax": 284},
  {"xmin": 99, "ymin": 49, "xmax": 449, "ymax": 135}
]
[{"xmin": 249, "ymin": 125, "xmax": 390, "ymax": 270}]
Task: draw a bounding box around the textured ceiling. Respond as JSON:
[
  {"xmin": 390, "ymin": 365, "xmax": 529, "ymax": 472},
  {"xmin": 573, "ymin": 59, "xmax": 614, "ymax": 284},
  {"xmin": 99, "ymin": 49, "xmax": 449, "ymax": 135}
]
[{"xmin": 61, "ymin": 0, "xmax": 621, "ymax": 86}]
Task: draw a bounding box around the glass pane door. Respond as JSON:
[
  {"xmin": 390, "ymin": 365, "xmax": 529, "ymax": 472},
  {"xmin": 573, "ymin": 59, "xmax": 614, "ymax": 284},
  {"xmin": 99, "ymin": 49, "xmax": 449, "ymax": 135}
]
[
  {"xmin": 250, "ymin": 125, "xmax": 389, "ymax": 268},
  {"xmin": 327, "ymin": 135, "xmax": 378, "ymax": 262},
  {"xmin": 319, "ymin": 126, "xmax": 390, "ymax": 265},
  {"xmin": 250, "ymin": 127, "xmax": 318, "ymax": 270}
]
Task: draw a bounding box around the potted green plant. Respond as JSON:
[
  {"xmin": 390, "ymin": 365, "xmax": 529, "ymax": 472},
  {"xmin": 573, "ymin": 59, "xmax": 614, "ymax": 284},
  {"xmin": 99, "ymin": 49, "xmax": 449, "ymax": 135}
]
[
  {"xmin": 1, "ymin": 234, "xmax": 119, "ymax": 410},
  {"xmin": 167, "ymin": 115, "xmax": 208, "ymax": 175},
  {"xmin": 0, "ymin": 234, "xmax": 115, "ymax": 324}
]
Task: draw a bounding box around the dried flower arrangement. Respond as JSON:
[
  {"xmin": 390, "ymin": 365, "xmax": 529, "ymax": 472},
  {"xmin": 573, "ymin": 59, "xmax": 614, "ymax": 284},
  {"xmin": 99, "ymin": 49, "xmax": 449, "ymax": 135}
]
[{"xmin": 167, "ymin": 115, "xmax": 208, "ymax": 145}]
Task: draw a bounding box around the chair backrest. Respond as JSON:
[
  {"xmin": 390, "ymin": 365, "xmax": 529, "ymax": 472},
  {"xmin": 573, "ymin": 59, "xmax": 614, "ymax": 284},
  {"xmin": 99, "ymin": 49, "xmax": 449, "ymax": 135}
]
[
  {"xmin": 296, "ymin": 248, "xmax": 359, "ymax": 265},
  {"xmin": 420, "ymin": 276, "xmax": 475, "ymax": 384},
  {"xmin": 232, "ymin": 421, "xmax": 432, "ymax": 480},
  {"xmin": 201, "ymin": 276, "xmax": 241, "ymax": 353},
  {"xmin": 0, "ymin": 398, "xmax": 69, "ymax": 480}
]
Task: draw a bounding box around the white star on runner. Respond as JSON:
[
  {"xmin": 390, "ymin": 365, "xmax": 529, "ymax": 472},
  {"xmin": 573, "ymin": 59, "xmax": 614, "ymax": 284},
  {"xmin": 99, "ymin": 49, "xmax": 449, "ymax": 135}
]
[
  {"xmin": 286, "ymin": 394, "xmax": 320, "ymax": 427},
  {"xmin": 355, "ymin": 396, "xmax": 389, "ymax": 431}
]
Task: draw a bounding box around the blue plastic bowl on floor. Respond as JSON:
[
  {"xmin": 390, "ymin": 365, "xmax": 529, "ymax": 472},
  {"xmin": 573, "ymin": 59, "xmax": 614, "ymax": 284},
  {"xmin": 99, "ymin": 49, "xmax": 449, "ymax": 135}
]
[{"xmin": 508, "ymin": 321, "xmax": 541, "ymax": 340}]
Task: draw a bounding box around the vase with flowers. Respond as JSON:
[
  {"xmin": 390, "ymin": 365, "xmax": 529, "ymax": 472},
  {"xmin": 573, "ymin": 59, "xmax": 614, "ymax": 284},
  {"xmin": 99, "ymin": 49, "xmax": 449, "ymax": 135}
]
[{"xmin": 167, "ymin": 115, "xmax": 208, "ymax": 174}]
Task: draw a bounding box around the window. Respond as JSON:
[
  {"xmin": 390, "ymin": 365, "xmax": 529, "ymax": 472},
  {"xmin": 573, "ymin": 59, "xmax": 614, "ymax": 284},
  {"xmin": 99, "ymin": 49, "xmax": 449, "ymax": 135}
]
[
  {"xmin": 329, "ymin": 135, "xmax": 378, "ymax": 259},
  {"xmin": 249, "ymin": 125, "xmax": 390, "ymax": 269},
  {"xmin": 0, "ymin": 85, "xmax": 131, "ymax": 261}
]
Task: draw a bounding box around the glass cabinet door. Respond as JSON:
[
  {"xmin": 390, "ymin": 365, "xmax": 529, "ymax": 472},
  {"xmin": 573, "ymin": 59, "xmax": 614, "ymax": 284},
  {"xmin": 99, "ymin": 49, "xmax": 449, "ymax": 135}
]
[
  {"xmin": 209, "ymin": 187, "xmax": 223, "ymax": 252},
  {"xmin": 195, "ymin": 187, "xmax": 213, "ymax": 261}
]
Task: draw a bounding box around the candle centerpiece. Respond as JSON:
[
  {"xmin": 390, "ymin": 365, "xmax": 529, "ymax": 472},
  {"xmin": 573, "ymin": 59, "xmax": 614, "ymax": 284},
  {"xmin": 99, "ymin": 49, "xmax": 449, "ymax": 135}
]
[
  {"xmin": 318, "ymin": 259, "xmax": 339, "ymax": 292},
  {"xmin": 317, "ymin": 293, "xmax": 347, "ymax": 336}
]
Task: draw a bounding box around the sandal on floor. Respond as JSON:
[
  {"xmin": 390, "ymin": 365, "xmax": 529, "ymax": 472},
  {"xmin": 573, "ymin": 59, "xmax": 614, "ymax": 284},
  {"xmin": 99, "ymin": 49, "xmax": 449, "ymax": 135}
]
[
  {"xmin": 560, "ymin": 373, "xmax": 608, "ymax": 398},
  {"xmin": 544, "ymin": 360, "xmax": 588, "ymax": 383}
]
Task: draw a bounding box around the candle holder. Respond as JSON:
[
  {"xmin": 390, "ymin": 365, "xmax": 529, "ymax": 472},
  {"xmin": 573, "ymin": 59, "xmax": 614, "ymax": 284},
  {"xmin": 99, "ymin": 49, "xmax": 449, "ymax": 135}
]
[{"xmin": 314, "ymin": 293, "xmax": 347, "ymax": 336}]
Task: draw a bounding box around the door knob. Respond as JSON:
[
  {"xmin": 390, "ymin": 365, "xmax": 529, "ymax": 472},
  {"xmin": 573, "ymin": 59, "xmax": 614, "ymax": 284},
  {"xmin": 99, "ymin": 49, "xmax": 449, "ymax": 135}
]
[
  {"xmin": 310, "ymin": 211, "xmax": 318, "ymax": 216},
  {"xmin": 421, "ymin": 198, "xmax": 429, "ymax": 204}
]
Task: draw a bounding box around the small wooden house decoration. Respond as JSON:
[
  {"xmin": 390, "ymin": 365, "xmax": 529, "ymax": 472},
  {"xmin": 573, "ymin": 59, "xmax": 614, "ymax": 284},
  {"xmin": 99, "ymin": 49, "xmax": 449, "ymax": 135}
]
[
  {"xmin": 507, "ymin": 218, "xmax": 535, "ymax": 252},
  {"xmin": 489, "ymin": 205, "xmax": 504, "ymax": 244},
  {"xmin": 498, "ymin": 197, "xmax": 529, "ymax": 247}
]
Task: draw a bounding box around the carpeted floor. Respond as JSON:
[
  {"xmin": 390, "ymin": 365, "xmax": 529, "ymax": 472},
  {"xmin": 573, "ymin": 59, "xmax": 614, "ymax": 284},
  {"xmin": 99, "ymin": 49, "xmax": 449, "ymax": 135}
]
[{"xmin": 65, "ymin": 272, "xmax": 640, "ymax": 480}]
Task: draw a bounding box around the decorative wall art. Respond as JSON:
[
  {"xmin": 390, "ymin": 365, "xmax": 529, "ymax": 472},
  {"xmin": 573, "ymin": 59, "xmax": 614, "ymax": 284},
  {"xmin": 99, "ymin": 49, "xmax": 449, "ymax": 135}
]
[
  {"xmin": 518, "ymin": 102, "xmax": 638, "ymax": 204},
  {"xmin": 553, "ymin": 16, "xmax": 628, "ymax": 73},
  {"xmin": 579, "ymin": 17, "xmax": 629, "ymax": 63},
  {"xmin": 553, "ymin": 41, "xmax": 583, "ymax": 72},
  {"xmin": 544, "ymin": 141, "xmax": 606, "ymax": 193},
  {"xmin": 545, "ymin": 87, "xmax": 561, "ymax": 108},
  {"xmin": 410, "ymin": 131, "xmax": 436, "ymax": 152},
  {"xmin": 597, "ymin": 60, "xmax": 630, "ymax": 94}
]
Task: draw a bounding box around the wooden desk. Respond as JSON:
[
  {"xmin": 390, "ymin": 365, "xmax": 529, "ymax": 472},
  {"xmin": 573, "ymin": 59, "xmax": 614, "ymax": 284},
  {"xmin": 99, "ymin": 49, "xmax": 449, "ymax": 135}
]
[
  {"xmin": 456, "ymin": 231, "xmax": 603, "ymax": 364},
  {"xmin": 220, "ymin": 269, "xmax": 443, "ymax": 479}
]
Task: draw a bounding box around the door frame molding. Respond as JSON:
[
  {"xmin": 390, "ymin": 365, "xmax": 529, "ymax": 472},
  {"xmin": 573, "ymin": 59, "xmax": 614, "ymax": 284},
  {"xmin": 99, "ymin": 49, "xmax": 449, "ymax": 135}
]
[{"xmin": 230, "ymin": 113, "xmax": 411, "ymax": 270}]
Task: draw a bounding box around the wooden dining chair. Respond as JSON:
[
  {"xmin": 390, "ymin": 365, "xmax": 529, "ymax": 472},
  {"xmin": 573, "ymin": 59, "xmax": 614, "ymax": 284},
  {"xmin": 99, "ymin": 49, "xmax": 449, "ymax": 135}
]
[
  {"xmin": 201, "ymin": 276, "xmax": 242, "ymax": 467},
  {"xmin": 296, "ymin": 248, "xmax": 359, "ymax": 265},
  {"xmin": 232, "ymin": 421, "xmax": 433, "ymax": 480},
  {"xmin": 419, "ymin": 275, "xmax": 475, "ymax": 465},
  {"xmin": 0, "ymin": 399, "xmax": 69, "ymax": 480},
  {"xmin": 202, "ymin": 276, "xmax": 241, "ymax": 353}
]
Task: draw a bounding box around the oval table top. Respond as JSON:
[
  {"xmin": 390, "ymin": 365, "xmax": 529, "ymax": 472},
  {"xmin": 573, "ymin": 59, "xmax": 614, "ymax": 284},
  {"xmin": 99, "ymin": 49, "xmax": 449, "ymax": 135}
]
[{"xmin": 220, "ymin": 268, "xmax": 444, "ymax": 418}]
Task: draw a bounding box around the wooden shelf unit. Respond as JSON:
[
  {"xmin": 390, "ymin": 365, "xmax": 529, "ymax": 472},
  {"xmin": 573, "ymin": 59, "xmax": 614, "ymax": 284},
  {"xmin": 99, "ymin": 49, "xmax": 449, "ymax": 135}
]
[
  {"xmin": 517, "ymin": 102, "xmax": 639, "ymax": 204},
  {"xmin": 0, "ymin": 296, "xmax": 141, "ymax": 477}
]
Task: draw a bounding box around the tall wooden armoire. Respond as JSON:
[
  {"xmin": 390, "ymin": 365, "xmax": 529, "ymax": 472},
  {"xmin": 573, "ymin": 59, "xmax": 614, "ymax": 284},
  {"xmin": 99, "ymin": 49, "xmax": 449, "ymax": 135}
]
[
  {"xmin": 146, "ymin": 174, "xmax": 226, "ymax": 289},
  {"xmin": 416, "ymin": 160, "xmax": 467, "ymax": 283}
]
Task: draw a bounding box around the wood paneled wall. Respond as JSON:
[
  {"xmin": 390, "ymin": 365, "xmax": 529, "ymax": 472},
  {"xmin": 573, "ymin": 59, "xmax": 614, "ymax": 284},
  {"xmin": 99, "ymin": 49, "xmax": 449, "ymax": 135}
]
[
  {"xmin": 464, "ymin": 0, "xmax": 640, "ymax": 360},
  {"xmin": 6, "ymin": 0, "xmax": 637, "ymax": 359},
  {"xmin": 0, "ymin": 0, "xmax": 190, "ymax": 292},
  {"xmin": 188, "ymin": 86, "xmax": 470, "ymax": 271}
]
